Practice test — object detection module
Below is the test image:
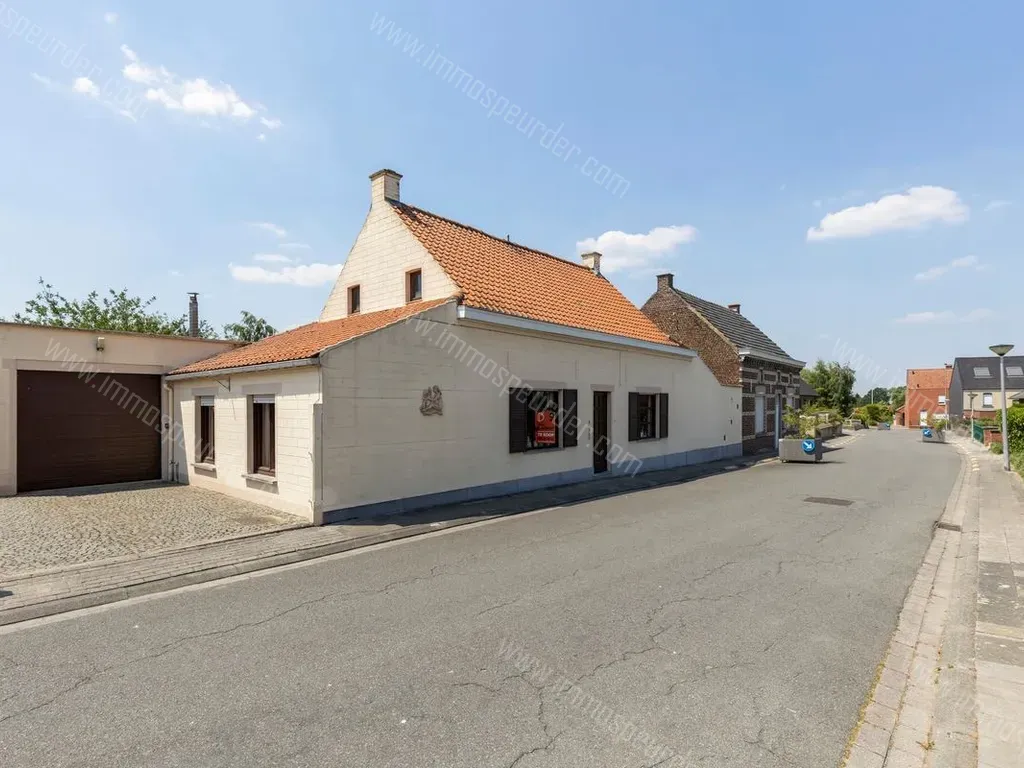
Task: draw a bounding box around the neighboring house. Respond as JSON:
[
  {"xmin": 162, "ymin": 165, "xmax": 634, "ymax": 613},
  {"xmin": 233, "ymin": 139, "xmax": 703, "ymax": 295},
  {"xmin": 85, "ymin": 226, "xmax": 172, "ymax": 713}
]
[
  {"xmin": 949, "ymin": 356, "xmax": 1024, "ymax": 419},
  {"xmin": 166, "ymin": 168, "xmax": 744, "ymax": 524},
  {"xmin": 0, "ymin": 321, "xmax": 237, "ymax": 495},
  {"xmin": 893, "ymin": 405, "xmax": 906, "ymax": 427},
  {"xmin": 798, "ymin": 379, "xmax": 819, "ymax": 407},
  {"xmin": 641, "ymin": 277, "xmax": 806, "ymax": 454},
  {"xmin": 905, "ymin": 365, "xmax": 953, "ymax": 428}
]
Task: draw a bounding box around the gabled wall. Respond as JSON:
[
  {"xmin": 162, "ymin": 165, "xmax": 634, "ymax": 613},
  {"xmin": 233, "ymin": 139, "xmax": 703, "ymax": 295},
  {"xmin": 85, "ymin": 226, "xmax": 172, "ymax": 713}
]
[
  {"xmin": 641, "ymin": 288, "xmax": 740, "ymax": 387},
  {"xmin": 319, "ymin": 201, "xmax": 457, "ymax": 321}
]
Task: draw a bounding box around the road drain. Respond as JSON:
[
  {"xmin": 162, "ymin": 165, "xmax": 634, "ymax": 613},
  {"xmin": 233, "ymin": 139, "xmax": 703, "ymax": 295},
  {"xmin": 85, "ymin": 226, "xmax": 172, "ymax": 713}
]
[{"xmin": 804, "ymin": 496, "xmax": 854, "ymax": 507}]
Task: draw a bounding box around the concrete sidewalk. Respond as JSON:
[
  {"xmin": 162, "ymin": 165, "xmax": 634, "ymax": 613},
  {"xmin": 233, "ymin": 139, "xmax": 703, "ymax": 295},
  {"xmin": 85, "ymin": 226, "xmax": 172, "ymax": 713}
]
[
  {"xmin": 0, "ymin": 451, "xmax": 775, "ymax": 626},
  {"xmin": 958, "ymin": 436, "xmax": 1024, "ymax": 768},
  {"xmin": 844, "ymin": 433, "xmax": 1024, "ymax": 768}
]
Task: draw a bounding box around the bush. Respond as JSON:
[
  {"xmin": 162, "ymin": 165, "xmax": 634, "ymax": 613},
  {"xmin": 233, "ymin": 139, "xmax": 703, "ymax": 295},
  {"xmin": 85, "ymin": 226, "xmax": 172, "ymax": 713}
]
[
  {"xmin": 1007, "ymin": 405, "xmax": 1024, "ymax": 454},
  {"xmin": 990, "ymin": 441, "xmax": 1004, "ymax": 455}
]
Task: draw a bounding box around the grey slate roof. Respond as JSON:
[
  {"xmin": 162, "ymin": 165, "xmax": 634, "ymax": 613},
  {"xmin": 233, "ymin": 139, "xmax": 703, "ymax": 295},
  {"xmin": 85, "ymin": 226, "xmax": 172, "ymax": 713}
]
[
  {"xmin": 674, "ymin": 289, "xmax": 802, "ymax": 366},
  {"xmin": 798, "ymin": 379, "xmax": 818, "ymax": 398},
  {"xmin": 953, "ymin": 355, "xmax": 1024, "ymax": 390}
]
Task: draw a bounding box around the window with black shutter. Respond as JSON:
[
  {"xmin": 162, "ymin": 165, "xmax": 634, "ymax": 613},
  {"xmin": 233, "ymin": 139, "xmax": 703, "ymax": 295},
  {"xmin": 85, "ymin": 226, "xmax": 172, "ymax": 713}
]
[
  {"xmin": 628, "ymin": 392, "xmax": 639, "ymax": 441},
  {"xmin": 658, "ymin": 393, "xmax": 669, "ymax": 439},
  {"xmin": 251, "ymin": 396, "xmax": 276, "ymax": 476},
  {"xmin": 560, "ymin": 389, "xmax": 578, "ymax": 448},
  {"xmin": 509, "ymin": 388, "xmax": 529, "ymax": 453},
  {"xmin": 629, "ymin": 392, "xmax": 666, "ymax": 441},
  {"xmin": 509, "ymin": 388, "xmax": 566, "ymax": 453}
]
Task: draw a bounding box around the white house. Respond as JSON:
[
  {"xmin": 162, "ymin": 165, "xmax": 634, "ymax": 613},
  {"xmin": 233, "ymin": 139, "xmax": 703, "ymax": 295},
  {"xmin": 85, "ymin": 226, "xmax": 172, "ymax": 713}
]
[{"xmin": 166, "ymin": 169, "xmax": 742, "ymax": 524}]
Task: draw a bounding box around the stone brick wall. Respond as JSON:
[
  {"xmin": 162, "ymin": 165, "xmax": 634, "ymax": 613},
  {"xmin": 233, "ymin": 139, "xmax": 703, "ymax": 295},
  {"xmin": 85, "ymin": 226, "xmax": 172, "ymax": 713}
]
[
  {"xmin": 641, "ymin": 279, "xmax": 740, "ymax": 387},
  {"xmin": 740, "ymin": 358, "xmax": 805, "ymax": 455}
]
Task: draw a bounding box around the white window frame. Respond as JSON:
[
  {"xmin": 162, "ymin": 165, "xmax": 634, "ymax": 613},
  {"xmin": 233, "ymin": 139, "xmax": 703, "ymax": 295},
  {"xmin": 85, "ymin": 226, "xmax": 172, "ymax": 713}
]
[{"xmin": 983, "ymin": 393, "xmax": 994, "ymax": 408}]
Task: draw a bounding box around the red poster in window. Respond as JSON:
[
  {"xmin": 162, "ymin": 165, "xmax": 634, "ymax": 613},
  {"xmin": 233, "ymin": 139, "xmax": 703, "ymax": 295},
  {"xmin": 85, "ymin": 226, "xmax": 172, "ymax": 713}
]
[{"xmin": 535, "ymin": 410, "xmax": 557, "ymax": 445}]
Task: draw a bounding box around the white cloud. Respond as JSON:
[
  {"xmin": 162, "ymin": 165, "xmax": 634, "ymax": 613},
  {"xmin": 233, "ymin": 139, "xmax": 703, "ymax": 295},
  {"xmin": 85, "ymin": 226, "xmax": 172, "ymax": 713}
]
[
  {"xmin": 230, "ymin": 263, "xmax": 341, "ymax": 286},
  {"xmin": 248, "ymin": 221, "xmax": 287, "ymax": 238},
  {"xmin": 807, "ymin": 186, "xmax": 968, "ymax": 242},
  {"xmin": 575, "ymin": 224, "xmax": 698, "ymax": 274},
  {"xmin": 120, "ymin": 44, "xmax": 277, "ymax": 129},
  {"xmin": 914, "ymin": 254, "xmax": 983, "ymax": 282},
  {"xmin": 985, "ymin": 199, "xmax": 1011, "ymax": 211},
  {"xmin": 33, "ymin": 72, "xmax": 136, "ymax": 121},
  {"xmin": 30, "ymin": 72, "xmax": 59, "ymax": 90},
  {"xmin": 257, "ymin": 133, "xmax": 267, "ymax": 142},
  {"xmin": 280, "ymin": 242, "xmax": 311, "ymax": 250},
  {"xmin": 72, "ymin": 77, "xmax": 100, "ymax": 97},
  {"xmin": 168, "ymin": 269, "xmax": 182, "ymax": 277},
  {"xmin": 104, "ymin": 11, "xmax": 118, "ymax": 24},
  {"xmin": 252, "ymin": 253, "xmax": 292, "ymax": 263},
  {"xmin": 895, "ymin": 308, "xmax": 995, "ymax": 324}
]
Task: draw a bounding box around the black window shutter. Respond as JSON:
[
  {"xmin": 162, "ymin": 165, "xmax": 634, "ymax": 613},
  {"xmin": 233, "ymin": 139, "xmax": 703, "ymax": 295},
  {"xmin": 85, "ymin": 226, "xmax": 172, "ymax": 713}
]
[
  {"xmin": 628, "ymin": 392, "xmax": 639, "ymax": 442},
  {"xmin": 561, "ymin": 389, "xmax": 578, "ymax": 448},
  {"xmin": 509, "ymin": 388, "xmax": 528, "ymax": 453},
  {"xmin": 658, "ymin": 393, "xmax": 669, "ymax": 439}
]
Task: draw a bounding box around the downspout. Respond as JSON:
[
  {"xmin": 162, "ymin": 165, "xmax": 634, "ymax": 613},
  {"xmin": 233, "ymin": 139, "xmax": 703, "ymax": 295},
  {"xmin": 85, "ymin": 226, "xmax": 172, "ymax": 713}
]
[{"xmin": 164, "ymin": 380, "xmax": 177, "ymax": 483}]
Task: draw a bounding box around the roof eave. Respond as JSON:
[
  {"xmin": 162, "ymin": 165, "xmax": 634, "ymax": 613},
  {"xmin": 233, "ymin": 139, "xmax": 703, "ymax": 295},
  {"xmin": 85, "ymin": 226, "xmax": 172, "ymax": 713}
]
[
  {"xmin": 165, "ymin": 356, "xmax": 320, "ymax": 381},
  {"xmin": 736, "ymin": 348, "xmax": 806, "ymax": 369},
  {"xmin": 456, "ymin": 306, "xmax": 696, "ymax": 359}
]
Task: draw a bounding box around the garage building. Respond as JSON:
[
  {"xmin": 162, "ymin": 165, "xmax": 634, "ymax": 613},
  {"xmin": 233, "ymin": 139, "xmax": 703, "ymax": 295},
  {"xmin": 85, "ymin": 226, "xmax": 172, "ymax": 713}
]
[{"xmin": 0, "ymin": 323, "xmax": 236, "ymax": 495}]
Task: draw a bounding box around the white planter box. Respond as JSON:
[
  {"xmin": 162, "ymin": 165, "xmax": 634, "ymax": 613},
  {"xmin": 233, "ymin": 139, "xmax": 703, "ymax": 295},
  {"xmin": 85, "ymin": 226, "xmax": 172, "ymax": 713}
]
[{"xmin": 780, "ymin": 438, "xmax": 823, "ymax": 463}]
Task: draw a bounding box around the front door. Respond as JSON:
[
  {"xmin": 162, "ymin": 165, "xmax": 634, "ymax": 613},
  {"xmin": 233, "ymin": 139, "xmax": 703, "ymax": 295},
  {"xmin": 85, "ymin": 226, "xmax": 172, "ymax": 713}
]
[{"xmin": 593, "ymin": 391, "xmax": 609, "ymax": 473}]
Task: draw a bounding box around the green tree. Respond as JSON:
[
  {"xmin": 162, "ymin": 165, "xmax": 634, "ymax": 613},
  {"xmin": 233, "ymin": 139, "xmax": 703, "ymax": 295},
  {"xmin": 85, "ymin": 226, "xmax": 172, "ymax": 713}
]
[
  {"xmin": 223, "ymin": 311, "xmax": 277, "ymax": 343},
  {"xmin": 889, "ymin": 386, "xmax": 907, "ymax": 410},
  {"xmin": 857, "ymin": 387, "xmax": 891, "ymax": 406},
  {"xmin": 3, "ymin": 279, "xmax": 215, "ymax": 337},
  {"xmin": 802, "ymin": 360, "xmax": 857, "ymax": 416}
]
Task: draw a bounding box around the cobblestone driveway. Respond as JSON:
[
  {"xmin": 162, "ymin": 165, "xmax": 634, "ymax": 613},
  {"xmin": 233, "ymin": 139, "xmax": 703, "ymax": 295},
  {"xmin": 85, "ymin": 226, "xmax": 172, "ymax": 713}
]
[{"xmin": 0, "ymin": 483, "xmax": 307, "ymax": 577}]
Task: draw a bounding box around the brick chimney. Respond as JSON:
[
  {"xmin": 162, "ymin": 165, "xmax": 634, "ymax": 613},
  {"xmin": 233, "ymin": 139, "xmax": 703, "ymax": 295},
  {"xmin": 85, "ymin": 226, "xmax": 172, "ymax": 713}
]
[
  {"xmin": 657, "ymin": 273, "xmax": 674, "ymax": 290},
  {"xmin": 370, "ymin": 168, "xmax": 401, "ymax": 205},
  {"xmin": 728, "ymin": 303, "xmax": 741, "ymax": 314},
  {"xmin": 187, "ymin": 293, "xmax": 199, "ymax": 338},
  {"xmin": 581, "ymin": 251, "xmax": 602, "ymax": 275}
]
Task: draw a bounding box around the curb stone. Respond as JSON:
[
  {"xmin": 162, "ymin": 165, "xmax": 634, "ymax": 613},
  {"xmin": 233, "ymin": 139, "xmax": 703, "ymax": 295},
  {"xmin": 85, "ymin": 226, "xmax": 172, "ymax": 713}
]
[{"xmin": 843, "ymin": 440, "xmax": 972, "ymax": 768}]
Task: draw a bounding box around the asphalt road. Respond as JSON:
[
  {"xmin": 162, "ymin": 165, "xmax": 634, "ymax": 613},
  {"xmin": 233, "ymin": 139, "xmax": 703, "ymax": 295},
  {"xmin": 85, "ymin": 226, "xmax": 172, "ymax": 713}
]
[{"xmin": 0, "ymin": 429, "xmax": 961, "ymax": 768}]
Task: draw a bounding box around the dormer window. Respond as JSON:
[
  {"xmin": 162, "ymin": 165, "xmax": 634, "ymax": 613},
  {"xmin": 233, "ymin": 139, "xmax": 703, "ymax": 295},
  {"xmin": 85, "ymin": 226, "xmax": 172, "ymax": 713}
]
[
  {"xmin": 348, "ymin": 285, "xmax": 361, "ymax": 314},
  {"xmin": 407, "ymin": 269, "xmax": 422, "ymax": 302}
]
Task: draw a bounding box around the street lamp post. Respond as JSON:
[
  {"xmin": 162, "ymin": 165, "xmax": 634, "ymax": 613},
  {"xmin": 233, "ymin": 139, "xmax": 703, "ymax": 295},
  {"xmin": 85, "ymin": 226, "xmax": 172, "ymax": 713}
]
[{"xmin": 990, "ymin": 344, "xmax": 1015, "ymax": 472}]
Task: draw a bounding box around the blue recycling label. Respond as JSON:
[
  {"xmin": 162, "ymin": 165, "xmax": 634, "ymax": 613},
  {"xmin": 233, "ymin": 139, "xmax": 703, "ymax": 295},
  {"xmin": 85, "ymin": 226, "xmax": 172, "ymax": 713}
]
[
  {"xmin": 802, "ymin": 439, "xmax": 816, "ymax": 454},
  {"xmin": 923, "ymin": 428, "xmax": 933, "ymax": 438}
]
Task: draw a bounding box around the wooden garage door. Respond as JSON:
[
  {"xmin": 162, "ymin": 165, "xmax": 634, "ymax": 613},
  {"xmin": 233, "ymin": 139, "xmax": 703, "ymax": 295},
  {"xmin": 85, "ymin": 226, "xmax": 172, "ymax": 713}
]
[{"xmin": 17, "ymin": 371, "xmax": 162, "ymax": 492}]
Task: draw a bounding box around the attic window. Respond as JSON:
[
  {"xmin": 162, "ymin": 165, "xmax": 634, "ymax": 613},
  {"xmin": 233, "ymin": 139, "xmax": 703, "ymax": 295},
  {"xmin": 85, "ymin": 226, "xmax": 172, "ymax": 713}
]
[
  {"xmin": 1006, "ymin": 365, "xmax": 1024, "ymax": 377},
  {"xmin": 974, "ymin": 366, "xmax": 992, "ymax": 377},
  {"xmin": 348, "ymin": 285, "xmax": 361, "ymax": 314},
  {"xmin": 407, "ymin": 269, "xmax": 422, "ymax": 302}
]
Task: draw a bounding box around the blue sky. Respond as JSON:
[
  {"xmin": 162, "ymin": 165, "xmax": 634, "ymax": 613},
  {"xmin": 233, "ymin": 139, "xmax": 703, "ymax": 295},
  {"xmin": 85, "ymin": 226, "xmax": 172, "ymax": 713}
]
[{"xmin": 1, "ymin": 1, "xmax": 1022, "ymax": 391}]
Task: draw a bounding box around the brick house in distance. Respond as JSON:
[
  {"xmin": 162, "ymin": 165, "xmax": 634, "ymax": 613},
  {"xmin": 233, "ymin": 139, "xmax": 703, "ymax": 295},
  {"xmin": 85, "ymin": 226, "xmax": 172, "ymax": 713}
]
[
  {"xmin": 905, "ymin": 365, "xmax": 952, "ymax": 428},
  {"xmin": 642, "ymin": 275, "xmax": 806, "ymax": 454}
]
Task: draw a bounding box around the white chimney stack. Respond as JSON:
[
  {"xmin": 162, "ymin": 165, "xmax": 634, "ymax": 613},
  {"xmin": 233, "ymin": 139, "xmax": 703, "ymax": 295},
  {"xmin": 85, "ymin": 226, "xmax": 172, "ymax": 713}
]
[
  {"xmin": 581, "ymin": 251, "xmax": 602, "ymax": 275},
  {"xmin": 370, "ymin": 168, "xmax": 401, "ymax": 205}
]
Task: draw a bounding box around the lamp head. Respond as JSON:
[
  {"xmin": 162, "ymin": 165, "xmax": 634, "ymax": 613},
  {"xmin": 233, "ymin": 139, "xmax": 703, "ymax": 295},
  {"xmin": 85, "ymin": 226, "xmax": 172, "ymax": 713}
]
[{"xmin": 989, "ymin": 344, "xmax": 1015, "ymax": 357}]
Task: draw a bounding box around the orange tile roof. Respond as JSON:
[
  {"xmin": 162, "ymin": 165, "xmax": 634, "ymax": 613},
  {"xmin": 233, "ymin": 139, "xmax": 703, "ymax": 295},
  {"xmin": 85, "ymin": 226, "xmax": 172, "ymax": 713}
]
[
  {"xmin": 169, "ymin": 298, "xmax": 453, "ymax": 375},
  {"xmin": 907, "ymin": 367, "xmax": 953, "ymax": 390},
  {"xmin": 390, "ymin": 202, "xmax": 674, "ymax": 346}
]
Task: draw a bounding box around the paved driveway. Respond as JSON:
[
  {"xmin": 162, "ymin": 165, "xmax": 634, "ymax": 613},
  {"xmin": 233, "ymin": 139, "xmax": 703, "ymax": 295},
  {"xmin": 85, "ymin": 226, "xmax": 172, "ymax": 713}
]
[{"xmin": 0, "ymin": 483, "xmax": 307, "ymax": 578}]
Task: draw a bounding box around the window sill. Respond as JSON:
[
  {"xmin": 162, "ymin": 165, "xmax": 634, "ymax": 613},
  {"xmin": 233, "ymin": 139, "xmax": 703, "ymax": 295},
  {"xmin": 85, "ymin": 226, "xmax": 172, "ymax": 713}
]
[
  {"xmin": 242, "ymin": 472, "xmax": 278, "ymax": 486},
  {"xmin": 192, "ymin": 462, "xmax": 217, "ymax": 473}
]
